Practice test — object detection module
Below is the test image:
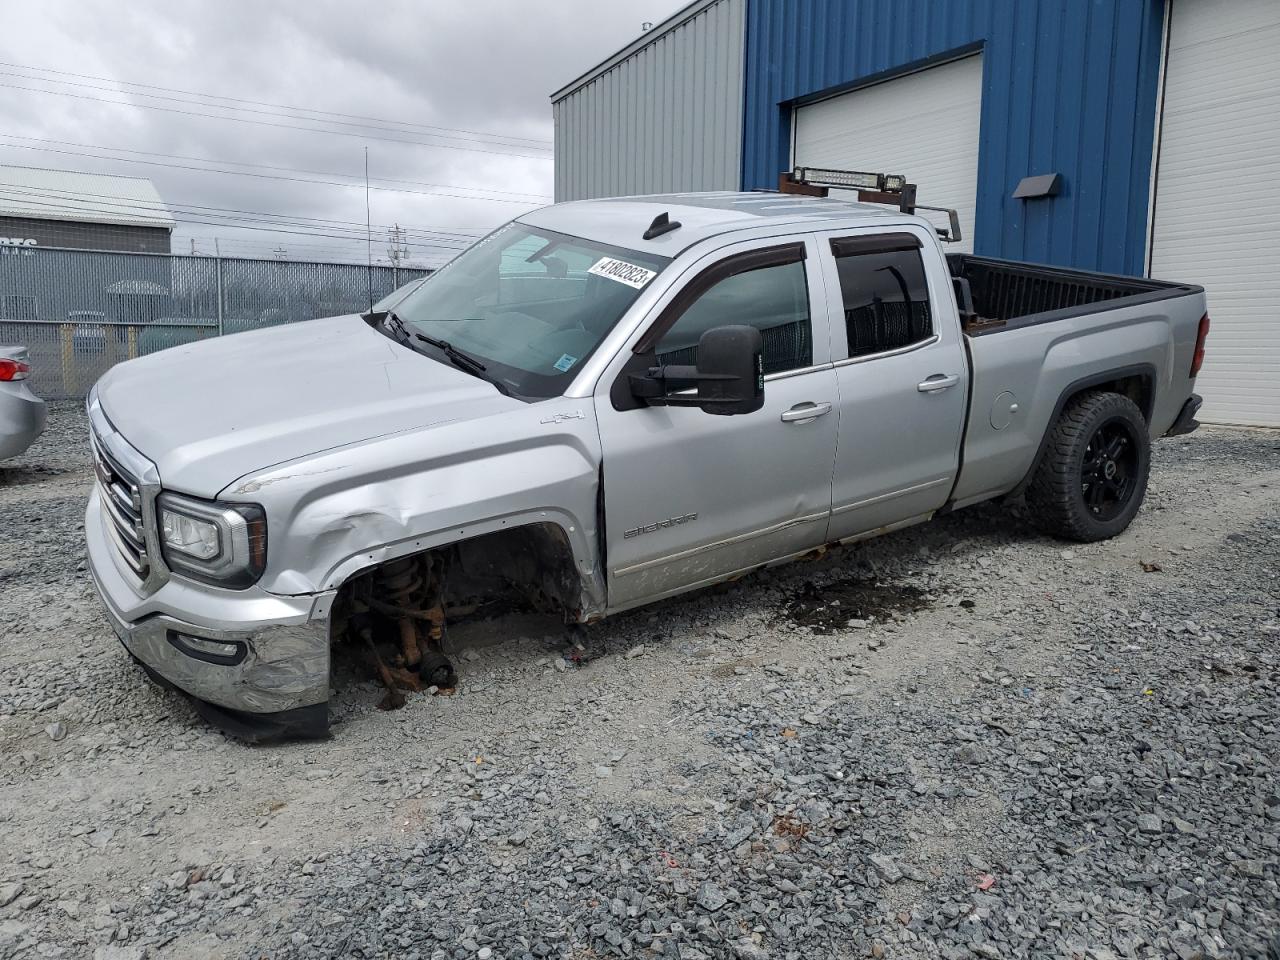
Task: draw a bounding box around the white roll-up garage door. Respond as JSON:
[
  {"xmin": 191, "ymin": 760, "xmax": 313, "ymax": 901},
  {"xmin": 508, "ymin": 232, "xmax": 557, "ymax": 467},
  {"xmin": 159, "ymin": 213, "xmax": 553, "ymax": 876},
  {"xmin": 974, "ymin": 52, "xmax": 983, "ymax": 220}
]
[
  {"xmin": 793, "ymin": 55, "xmax": 983, "ymax": 254},
  {"xmin": 1149, "ymin": 0, "xmax": 1280, "ymax": 426}
]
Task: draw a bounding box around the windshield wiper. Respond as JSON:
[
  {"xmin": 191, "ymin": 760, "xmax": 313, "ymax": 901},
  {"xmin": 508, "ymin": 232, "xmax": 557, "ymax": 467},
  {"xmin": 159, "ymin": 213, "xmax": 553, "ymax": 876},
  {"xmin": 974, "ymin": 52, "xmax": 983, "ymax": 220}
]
[
  {"xmin": 413, "ymin": 333, "xmax": 486, "ymax": 373},
  {"xmin": 417, "ymin": 333, "xmax": 512, "ymax": 396},
  {"xmin": 374, "ymin": 310, "xmax": 508, "ymax": 394},
  {"xmin": 375, "ymin": 310, "xmax": 414, "ymax": 345}
]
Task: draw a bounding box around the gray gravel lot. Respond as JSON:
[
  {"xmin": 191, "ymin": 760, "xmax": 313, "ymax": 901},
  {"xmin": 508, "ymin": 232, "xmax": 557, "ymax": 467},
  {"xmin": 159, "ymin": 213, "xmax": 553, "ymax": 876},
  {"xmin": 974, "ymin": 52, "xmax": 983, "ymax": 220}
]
[{"xmin": 0, "ymin": 401, "xmax": 1277, "ymax": 960}]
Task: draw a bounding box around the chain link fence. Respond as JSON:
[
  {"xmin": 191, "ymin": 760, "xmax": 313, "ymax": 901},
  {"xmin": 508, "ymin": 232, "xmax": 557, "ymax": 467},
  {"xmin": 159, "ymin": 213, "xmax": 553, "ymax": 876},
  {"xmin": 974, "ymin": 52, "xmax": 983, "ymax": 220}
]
[{"xmin": 0, "ymin": 245, "xmax": 431, "ymax": 398}]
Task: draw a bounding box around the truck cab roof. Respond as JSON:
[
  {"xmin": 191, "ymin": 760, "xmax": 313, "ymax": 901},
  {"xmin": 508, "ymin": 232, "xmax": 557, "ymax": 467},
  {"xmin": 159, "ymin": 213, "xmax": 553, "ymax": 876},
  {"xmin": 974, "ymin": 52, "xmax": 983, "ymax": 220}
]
[{"xmin": 517, "ymin": 191, "xmax": 917, "ymax": 258}]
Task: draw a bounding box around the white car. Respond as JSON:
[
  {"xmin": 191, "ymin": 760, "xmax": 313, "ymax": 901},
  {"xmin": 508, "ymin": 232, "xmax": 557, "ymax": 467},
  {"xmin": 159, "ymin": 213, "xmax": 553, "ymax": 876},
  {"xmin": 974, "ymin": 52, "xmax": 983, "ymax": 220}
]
[{"xmin": 0, "ymin": 345, "xmax": 47, "ymax": 460}]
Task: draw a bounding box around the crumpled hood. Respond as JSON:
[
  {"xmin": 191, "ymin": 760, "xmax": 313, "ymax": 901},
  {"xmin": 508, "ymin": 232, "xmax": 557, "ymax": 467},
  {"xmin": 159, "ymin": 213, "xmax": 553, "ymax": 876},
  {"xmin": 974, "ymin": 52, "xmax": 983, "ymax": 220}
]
[{"xmin": 95, "ymin": 314, "xmax": 520, "ymax": 496}]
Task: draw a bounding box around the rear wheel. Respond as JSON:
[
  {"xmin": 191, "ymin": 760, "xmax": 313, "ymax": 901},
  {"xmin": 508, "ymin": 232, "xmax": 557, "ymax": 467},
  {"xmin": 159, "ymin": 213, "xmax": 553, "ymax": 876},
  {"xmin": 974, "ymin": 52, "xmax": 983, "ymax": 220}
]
[{"xmin": 1027, "ymin": 391, "xmax": 1151, "ymax": 542}]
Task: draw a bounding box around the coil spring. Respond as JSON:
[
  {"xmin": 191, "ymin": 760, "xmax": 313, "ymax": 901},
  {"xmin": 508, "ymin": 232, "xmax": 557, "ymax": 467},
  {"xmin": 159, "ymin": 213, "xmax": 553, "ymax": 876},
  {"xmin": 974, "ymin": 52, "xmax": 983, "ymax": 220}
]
[{"xmin": 375, "ymin": 556, "xmax": 422, "ymax": 610}]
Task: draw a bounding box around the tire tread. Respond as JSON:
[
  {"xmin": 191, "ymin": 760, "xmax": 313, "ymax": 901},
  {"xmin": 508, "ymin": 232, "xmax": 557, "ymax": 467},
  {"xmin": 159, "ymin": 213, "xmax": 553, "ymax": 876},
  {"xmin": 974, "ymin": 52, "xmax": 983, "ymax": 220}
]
[{"xmin": 1026, "ymin": 391, "xmax": 1150, "ymax": 542}]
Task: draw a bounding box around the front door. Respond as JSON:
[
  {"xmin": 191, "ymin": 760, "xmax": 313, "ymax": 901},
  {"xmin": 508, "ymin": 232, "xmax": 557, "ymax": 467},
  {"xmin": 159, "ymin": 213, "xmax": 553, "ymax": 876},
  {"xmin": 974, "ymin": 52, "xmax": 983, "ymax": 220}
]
[{"xmin": 595, "ymin": 238, "xmax": 839, "ymax": 611}]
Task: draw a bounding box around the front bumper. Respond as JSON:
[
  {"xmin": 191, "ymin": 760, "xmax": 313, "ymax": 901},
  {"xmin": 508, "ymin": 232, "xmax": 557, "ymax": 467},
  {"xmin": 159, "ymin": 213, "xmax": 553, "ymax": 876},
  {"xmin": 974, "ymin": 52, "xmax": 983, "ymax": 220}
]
[
  {"xmin": 0, "ymin": 382, "xmax": 47, "ymax": 460},
  {"xmin": 86, "ymin": 489, "xmax": 334, "ymax": 741}
]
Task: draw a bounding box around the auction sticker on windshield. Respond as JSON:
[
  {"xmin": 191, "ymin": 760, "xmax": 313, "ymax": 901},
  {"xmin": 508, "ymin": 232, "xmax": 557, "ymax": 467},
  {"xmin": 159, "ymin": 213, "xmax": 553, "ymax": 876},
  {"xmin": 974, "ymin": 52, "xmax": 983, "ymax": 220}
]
[{"xmin": 588, "ymin": 257, "xmax": 657, "ymax": 289}]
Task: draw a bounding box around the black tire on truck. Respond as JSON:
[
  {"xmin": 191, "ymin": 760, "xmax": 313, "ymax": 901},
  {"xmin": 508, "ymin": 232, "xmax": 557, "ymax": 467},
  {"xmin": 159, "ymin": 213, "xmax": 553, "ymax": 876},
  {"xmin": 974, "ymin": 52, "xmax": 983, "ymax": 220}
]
[{"xmin": 1027, "ymin": 391, "xmax": 1152, "ymax": 542}]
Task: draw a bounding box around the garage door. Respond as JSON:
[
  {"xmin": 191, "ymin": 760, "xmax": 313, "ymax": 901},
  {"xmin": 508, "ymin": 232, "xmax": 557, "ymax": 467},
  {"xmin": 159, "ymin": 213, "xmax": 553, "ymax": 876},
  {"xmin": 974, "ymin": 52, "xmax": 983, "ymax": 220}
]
[
  {"xmin": 1149, "ymin": 0, "xmax": 1280, "ymax": 426},
  {"xmin": 793, "ymin": 55, "xmax": 982, "ymax": 254}
]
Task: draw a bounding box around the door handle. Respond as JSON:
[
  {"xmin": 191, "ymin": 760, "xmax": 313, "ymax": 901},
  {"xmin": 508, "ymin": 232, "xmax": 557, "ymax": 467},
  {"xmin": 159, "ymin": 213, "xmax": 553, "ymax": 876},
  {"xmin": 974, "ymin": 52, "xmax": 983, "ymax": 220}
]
[
  {"xmin": 917, "ymin": 374, "xmax": 960, "ymax": 393},
  {"xmin": 780, "ymin": 401, "xmax": 833, "ymax": 423}
]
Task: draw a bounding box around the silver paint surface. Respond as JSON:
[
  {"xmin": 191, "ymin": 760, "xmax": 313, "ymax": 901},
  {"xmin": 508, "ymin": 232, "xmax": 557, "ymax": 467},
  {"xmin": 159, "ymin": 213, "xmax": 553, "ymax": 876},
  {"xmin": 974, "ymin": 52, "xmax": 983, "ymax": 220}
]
[
  {"xmin": 83, "ymin": 191, "xmax": 1206, "ymax": 716},
  {"xmin": 0, "ymin": 345, "xmax": 46, "ymax": 460}
]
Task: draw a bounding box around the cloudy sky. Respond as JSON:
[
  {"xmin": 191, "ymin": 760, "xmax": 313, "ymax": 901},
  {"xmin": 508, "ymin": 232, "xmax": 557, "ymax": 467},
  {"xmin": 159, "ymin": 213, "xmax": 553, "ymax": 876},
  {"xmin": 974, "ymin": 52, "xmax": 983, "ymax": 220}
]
[{"xmin": 0, "ymin": 1, "xmax": 683, "ymax": 266}]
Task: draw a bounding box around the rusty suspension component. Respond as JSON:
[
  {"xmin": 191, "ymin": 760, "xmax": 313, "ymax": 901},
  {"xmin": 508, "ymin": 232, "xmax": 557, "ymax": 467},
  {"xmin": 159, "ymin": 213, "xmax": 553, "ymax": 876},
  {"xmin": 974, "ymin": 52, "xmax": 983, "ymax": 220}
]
[
  {"xmin": 360, "ymin": 623, "xmax": 405, "ymax": 711},
  {"xmin": 373, "ymin": 557, "xmax": 427, "ymax": 667},
  {"xmin": 363, "ymin": 554, "xmax": 453, "ymax": 702}
]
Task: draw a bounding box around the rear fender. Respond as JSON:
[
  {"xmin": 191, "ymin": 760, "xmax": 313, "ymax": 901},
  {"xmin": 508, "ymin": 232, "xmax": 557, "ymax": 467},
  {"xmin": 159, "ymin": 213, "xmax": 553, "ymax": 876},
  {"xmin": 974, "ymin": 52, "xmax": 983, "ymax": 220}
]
[
  {"xmin": 1006, "ymin": 362, "xmax": 1156, "ymax": 497},
  {"xmin": 953, "ymin": 310, "xmax": 1177, "ymax": 508}
]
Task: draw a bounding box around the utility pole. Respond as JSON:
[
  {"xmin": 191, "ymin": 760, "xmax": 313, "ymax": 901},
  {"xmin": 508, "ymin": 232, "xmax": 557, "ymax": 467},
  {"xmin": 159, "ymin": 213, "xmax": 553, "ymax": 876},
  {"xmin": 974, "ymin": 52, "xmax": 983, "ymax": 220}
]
[
  {"xmin": 364, "ymin": 146, "xmax": 374, "ymax": 311},
  {"xmin": 272, "ymin": 246, "xmax": 288, "ymax": 260},
  {"xmin": 386, "ymin": 223, "xmax": 407, "ymax": 267},
  {"xmin": 214, "ymin": 237, "xmax": 224, "ymax": 336},
  {"xmin": 387, "ymin": 223, "xmax": 407, "ymax": 289}
]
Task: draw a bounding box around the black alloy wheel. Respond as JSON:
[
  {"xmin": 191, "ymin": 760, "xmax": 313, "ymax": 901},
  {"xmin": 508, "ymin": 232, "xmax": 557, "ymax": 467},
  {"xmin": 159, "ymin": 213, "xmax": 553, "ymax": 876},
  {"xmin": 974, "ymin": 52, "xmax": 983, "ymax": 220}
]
[{"xmin": 1080, "ymin": 417, "xmax": 1141, "ymax": 522}]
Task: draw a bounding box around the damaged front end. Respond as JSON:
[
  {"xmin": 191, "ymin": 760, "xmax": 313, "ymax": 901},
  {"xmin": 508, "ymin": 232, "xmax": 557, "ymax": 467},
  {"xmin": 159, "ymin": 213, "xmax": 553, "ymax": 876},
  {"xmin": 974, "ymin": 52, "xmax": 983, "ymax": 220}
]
[
  {"xmin": 91, "ymin": 571, "xmax": 334, "ymax": 743},
  {"xmin": 84, "ymin": 418, "xmax": 335, "ymax": 743}
]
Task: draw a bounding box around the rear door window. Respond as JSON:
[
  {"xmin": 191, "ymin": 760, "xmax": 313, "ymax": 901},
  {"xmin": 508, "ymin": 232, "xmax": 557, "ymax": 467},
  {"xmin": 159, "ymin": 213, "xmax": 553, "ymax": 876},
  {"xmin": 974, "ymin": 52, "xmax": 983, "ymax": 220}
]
[{"xmin": 831, "ymin": 237, "xmax": 934, "ymax": 358}]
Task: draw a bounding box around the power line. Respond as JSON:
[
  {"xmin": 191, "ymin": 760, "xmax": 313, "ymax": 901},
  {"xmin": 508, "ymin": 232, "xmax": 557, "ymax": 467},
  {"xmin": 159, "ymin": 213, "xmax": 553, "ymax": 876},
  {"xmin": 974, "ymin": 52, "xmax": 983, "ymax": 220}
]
[
  {"xmin": 0, "ymin": 182, "xmax": 485, "ymax": 243},
  {"xmin": 211, "ymin": 236, "xmax": 415, "ymax": 257},
  {"xmin": 0, "ymin": 191, "xmax": 475, "ymax": 252},
  {"xmin": 0, "ymin": 69, "xmax": 551, "ymax": 154},
  {"xmin": 0, "ymin": 60, "xmax": 553, "ymax": 148},
  {"xmin": 0, "ymin": 81, "xmax": 554, "ymax": 159},
  {"xmin": 0, "ymin": 134, "xmax": 551, "ymax": 200},
  {"xmin": 189, "ymin": 238, "xmax": 443, "ymax": 267},
  {"xmin": 0, "ymin": 136, "xmax": 549, "ymax": 206}
]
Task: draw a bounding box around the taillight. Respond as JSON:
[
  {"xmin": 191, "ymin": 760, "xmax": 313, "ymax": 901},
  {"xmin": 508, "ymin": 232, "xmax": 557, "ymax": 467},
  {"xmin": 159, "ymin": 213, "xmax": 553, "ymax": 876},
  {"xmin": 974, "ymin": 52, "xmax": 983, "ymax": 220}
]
[
  {"xmin": 1190, "ymin": 313, "xmax": 1210, "ymax": 377},
  {"xmin": 0, "ymin": 358, "xmax": 31, "ymax": 382}
]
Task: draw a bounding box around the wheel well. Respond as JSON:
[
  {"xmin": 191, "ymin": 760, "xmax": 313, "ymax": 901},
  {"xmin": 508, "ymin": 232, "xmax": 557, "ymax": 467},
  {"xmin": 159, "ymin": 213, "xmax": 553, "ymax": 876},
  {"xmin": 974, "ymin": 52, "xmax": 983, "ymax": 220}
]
[
  {"xmin": 331, "ymin": 522, "xmax": 586, "ymax": 644},
  {"xmin": 445, "ymin": 522, "xmax": 584, "ymax": 617},
  {"xmin": 1077, "ymin": 374, "xmax": 1152, "ymax": 423},
  {"xmin": 1010, "ymin": 366, "xmax": 1155, "ymax": 497}
]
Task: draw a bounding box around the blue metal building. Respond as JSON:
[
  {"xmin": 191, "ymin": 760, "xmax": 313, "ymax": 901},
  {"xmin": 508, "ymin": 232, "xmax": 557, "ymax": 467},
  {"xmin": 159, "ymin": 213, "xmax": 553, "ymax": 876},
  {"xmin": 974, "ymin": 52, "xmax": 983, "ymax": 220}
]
[
  {"xmin": 741, "ymin": 0, "xmax": 1165, "ymax": 276},
  {"xmin": 553, "ymin": 0, "xmax": 1280, "ymax": 425}
]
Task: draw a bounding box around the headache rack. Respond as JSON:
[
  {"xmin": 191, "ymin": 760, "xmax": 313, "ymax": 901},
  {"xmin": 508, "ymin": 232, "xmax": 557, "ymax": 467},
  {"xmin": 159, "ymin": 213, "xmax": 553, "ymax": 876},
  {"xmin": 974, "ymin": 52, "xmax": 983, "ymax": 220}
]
[{"xmin": 781, "ymin": 166, "xmax": 963, "ymax": 243}]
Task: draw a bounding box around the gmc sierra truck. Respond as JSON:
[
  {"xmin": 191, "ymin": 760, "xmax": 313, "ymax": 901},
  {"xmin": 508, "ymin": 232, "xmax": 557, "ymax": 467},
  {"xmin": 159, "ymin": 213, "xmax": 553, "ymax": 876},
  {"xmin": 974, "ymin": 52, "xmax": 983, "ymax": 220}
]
[{"xmin": 85, "ymin": 174, "xmax": 1209, "ymax": 740}]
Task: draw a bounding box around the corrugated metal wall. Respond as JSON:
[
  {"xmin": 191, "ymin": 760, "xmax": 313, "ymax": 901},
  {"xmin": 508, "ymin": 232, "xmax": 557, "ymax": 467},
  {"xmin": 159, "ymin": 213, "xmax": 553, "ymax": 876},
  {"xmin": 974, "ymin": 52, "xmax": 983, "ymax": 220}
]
[
  {"xmin": 742, "ymin": 0, "xmax": 1166, "ymax": 276},
  {"xmin": 552, "ymin": 0, "xmax": 746, "ymax": 201}
]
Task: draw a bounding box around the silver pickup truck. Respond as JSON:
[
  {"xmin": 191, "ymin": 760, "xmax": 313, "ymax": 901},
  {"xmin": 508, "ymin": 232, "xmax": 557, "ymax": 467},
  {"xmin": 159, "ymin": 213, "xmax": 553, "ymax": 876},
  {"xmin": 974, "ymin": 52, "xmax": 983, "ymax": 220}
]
[{"xmin": 85, "ymin": 184, "xmax": 1209, "ymax": 740}]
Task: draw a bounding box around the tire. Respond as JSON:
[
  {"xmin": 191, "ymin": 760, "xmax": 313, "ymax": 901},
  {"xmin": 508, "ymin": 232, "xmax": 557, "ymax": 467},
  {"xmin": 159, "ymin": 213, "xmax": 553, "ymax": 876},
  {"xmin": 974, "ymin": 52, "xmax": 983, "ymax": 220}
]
[{"xmin": 1026, "ymin": 391, "xmax": 1151, "ymax": 542}]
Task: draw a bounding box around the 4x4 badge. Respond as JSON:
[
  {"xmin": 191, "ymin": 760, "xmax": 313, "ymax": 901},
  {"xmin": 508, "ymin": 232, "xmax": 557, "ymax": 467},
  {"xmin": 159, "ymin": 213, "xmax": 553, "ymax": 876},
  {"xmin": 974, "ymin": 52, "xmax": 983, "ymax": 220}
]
[{"xmin": 540, "ymin": 409, "xmax": 585, "ymax": 424}]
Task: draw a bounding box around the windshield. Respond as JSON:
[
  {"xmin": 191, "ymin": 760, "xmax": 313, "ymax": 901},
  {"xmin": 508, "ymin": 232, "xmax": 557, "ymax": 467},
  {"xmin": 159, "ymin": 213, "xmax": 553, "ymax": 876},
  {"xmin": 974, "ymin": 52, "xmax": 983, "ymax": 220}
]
[
  {"xmin": 371, "ymin": 277, "xmax": 427, "ymax": 313},
  {"xmin": 392, "ymin": 223, "xmax": 670, "ymax": 398}
]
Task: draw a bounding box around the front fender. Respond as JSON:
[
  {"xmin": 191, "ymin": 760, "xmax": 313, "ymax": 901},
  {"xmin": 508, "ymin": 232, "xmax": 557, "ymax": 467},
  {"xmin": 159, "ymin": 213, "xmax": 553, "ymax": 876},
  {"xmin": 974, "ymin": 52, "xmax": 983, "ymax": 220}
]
[{"xmin": 221, "ymin": 400, "xmax": 605, "ymax": 616}]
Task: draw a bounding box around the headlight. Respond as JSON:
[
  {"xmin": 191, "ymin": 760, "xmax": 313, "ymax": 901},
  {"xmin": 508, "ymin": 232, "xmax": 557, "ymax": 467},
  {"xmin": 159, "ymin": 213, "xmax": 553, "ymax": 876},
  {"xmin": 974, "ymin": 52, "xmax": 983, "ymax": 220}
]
[{"xmin": 156, "ymin": 493, "xmax": 267, "ymax": 588}]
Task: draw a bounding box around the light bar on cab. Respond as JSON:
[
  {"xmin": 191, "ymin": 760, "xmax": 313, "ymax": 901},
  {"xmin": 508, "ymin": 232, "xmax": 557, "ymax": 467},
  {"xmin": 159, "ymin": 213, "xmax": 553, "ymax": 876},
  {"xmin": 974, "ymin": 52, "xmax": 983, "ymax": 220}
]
[
  {"xmin": 785, "ymin": 166, "xmax": 963, "ymax": 243},
  {"xmin": 792, "ymin": 167, "xmax": 907, "ymax": 193}
]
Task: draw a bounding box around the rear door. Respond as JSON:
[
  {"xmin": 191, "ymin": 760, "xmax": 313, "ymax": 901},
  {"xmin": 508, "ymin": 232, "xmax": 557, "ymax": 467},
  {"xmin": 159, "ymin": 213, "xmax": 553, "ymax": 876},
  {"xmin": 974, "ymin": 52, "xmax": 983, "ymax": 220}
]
[
  {"xmin": 818, "ymin": 227, "xmax": 968, "ymax": 541},
  {"xmin": 594, "ymin": 237, "xmax": 839, "ymax": 611}
]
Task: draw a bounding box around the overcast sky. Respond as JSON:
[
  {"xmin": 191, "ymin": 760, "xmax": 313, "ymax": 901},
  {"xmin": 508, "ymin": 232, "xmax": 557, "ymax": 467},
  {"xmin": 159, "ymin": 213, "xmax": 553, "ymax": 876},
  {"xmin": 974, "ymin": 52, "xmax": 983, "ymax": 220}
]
[{"xmin": 0, "ymin": 1, "xmax": 683, "ymax": 266}]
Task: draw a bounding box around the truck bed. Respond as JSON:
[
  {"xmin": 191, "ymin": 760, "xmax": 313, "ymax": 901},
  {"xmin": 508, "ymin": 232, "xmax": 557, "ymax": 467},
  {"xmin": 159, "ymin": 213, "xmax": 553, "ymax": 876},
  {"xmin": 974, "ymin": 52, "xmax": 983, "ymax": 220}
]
[{"xmin": 947, "ymin": 255, "xmax": 1202, "ymax": 335}]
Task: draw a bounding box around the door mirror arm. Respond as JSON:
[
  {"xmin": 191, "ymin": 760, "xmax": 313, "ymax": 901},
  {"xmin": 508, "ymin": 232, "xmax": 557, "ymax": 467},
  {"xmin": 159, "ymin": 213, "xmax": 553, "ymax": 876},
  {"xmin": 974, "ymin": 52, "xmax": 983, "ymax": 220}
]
[{"xmin": 627, "ymin": 365, "xmax": 742, "ymax": 407}]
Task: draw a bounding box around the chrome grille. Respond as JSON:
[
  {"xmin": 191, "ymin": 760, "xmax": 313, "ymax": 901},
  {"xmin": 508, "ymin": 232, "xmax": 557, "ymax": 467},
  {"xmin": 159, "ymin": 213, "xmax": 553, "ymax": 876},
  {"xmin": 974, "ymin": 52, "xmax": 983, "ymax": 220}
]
[{"xmin": 92, "ymin": 432, "xmax": 151, "ymax": 581}]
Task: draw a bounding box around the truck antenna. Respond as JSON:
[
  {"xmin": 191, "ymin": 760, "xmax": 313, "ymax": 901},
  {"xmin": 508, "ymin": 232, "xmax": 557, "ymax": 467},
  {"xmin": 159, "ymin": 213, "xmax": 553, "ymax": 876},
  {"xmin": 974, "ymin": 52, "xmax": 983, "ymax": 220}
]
[{"xmin": 643, "ymin": 212, "xmax": 682, "ymax": 240}]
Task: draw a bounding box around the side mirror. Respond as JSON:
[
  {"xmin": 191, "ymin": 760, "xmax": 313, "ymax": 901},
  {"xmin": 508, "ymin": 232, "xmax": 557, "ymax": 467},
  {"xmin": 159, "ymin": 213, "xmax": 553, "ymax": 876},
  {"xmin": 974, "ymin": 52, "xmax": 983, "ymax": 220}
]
[{"xmin": 628, "ymin": 324, "xmax": 764, "ymax": 415}]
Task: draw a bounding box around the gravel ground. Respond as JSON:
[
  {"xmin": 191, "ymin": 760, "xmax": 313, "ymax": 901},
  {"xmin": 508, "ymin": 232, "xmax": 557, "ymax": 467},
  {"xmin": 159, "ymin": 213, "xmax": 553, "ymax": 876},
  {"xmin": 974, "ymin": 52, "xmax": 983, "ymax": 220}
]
[{"xmin": 0, "ymin": 401, "xmax": 1277, "ymax": 960}]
